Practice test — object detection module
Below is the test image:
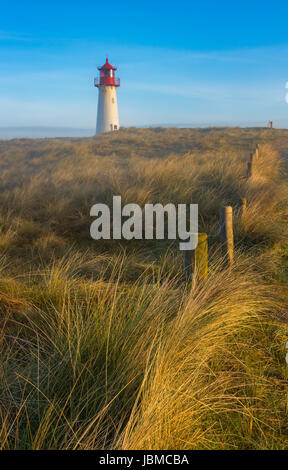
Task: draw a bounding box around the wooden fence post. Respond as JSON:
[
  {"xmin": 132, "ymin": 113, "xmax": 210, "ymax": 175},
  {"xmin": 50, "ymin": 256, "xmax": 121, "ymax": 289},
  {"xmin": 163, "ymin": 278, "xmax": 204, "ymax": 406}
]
[
  {"xmin": 220, "ymin": 206, "xmax": 234, "ymax": 266},
  {"xmin": 193, "ymin": 233, "xmax": 208, "ymax": 283},
  {"xmin": 246, "ymin": 152, "xmax": 254, "ymax": 179},
  {"xmin": 255, "ymin": 144, "xmax": 259, "ymax": 159},
  {"xmin": 240, "ymin": 197, "xmax": 247, "ymax": 221},
  {"xmin": 183, "ymin": 233, "xmax": 208, "ymax": 283}
]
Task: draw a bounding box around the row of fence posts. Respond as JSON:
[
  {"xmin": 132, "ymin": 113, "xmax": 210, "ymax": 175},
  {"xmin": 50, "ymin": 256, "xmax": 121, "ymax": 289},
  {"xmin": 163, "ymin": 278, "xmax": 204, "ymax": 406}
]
[
  {"xmin": 183, "ymin": 144, "xmax": 259, "ymax": 284},
  {"xmin": 246, "ymin": 143, "xmax": 259, "ymax": 179}
]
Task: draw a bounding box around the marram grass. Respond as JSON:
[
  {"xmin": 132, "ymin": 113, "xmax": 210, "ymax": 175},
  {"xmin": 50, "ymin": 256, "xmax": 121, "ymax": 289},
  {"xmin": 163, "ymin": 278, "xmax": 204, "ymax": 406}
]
[{"xmin": 0, "ymin": 127, "xmax": 288, "ymax": 449}]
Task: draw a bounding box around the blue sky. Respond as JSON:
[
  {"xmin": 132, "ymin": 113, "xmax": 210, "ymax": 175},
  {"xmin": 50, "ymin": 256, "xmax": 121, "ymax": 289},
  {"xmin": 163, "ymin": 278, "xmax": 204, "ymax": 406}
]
[{"xmin": 1, "ymin": 0, "xmax": 288, "ymax": 129}]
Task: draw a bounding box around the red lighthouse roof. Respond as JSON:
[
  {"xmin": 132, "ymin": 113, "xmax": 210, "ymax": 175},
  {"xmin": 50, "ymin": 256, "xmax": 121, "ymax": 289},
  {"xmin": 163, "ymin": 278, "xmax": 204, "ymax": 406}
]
[{"xmin": 98, "ymin": 58, "xmax": 117, "ymax": 71}]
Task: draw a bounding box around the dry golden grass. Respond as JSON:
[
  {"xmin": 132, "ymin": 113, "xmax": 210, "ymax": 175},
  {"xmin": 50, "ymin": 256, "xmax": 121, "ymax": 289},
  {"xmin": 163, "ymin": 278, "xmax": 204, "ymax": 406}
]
[{"xmin": 0, "ymin": 127, "xmax": 288, "ymax": 449}]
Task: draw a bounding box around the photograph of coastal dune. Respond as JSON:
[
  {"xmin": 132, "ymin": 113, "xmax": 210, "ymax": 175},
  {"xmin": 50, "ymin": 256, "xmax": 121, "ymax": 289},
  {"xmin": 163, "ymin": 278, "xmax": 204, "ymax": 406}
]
[{"xmin": 1, "ymin": 0, "xmax": 288, "ymax": 458}]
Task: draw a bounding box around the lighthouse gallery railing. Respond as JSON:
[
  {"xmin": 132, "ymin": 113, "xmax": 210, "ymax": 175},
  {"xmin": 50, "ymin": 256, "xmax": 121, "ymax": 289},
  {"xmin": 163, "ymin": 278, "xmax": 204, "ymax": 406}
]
[{"xmin": 94, "ymin": 77, "xmax": 120, "ymax": 86}]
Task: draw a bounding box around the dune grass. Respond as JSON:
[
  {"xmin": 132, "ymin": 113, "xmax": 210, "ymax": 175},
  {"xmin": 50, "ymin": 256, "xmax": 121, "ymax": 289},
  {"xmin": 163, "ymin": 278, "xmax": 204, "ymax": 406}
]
[{"xmin": 0, "ymin": 127, "xmax": 288, "ymax": 449}]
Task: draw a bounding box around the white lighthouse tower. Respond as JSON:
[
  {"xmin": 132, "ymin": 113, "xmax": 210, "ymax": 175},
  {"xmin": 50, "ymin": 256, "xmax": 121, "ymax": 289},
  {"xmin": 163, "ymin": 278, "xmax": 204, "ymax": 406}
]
[{"xmin": 94, "ymin": 58, "xmax": 120, "ymax": 134}]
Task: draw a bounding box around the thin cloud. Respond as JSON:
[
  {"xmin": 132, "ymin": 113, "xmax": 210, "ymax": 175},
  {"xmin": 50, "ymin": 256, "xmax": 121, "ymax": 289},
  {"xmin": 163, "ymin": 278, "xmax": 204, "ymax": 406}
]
[{"xmin": 125, "ymin": 81, "xmax": 281, "ymax": 105}]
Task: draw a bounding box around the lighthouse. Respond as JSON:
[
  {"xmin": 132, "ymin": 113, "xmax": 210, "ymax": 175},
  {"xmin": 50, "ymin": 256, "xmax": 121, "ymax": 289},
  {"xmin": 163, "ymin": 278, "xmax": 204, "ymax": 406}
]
[{"xmin": 94, "ymin": 58, "xmax": 120, "ymax": 134}]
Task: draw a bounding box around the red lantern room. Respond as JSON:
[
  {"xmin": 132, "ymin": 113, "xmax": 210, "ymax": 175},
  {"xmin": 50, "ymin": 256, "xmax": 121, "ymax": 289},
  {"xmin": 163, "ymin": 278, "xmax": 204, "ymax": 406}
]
[{"xmin": 94, "ymin": 58, "xmax": 120, "ymax": 87}]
